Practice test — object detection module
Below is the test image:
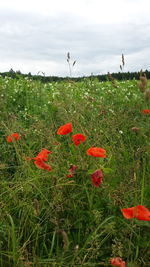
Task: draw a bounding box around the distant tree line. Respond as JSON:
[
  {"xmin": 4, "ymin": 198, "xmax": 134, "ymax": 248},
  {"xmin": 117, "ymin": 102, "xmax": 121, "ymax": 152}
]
[{"xmin": 0, "ymin": 68, "xmax": 150, "ymax": 82}]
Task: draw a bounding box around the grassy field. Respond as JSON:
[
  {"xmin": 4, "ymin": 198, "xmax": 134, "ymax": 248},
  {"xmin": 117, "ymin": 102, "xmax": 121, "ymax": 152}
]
[{"xmin": 0, "ymin": 75, "xmax": 150, "ymax": 266}]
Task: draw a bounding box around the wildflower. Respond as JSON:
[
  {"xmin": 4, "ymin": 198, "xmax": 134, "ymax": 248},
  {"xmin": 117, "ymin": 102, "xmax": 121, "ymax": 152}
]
[
  {"xmin": 141, "ymin": 109, "xmax": 150, "ymax": 114},
  {"xmin": 34, "ymin": 158, "xmax": 52, "ymax": 172},
  {"xmin": 131, "ymin": 127, "xmax": 140, "ymax": 133},
  {"xmin": 91, "ymin": 169, "xmax": 103, "ymax": 187},
  {"xmin": 72, "ymin": 133, "xmax": 86, "ymax": 146},
  {"xmin": 57, "ymin": 122, "xmax": 72, "ymax": 135},
  {"xmin": 34, "ymin": 148, "xmax": 52, "ymax": 161},
  {"xmin": 7, "ymin": 132, "xmax": 20, "ymax": 143},
  {"xmin": 67, "ymin": 164, "xmax": 77, "ymax": 178},
  {"xmin": 26, "ymin": 148, "xmax": 52, "ymax": 162},
  {"xmin": 110, "ymin": 257, "xmax": 126, "ymax": 267},
  {"xmin": 86, "ymin": 147, "xmax": 106, "ymax": 158},
  {"xmin": 121, "ymin": 205, "xmax": 150, "ymax": 221},
  {"xmin": 26, "ymin": 148, "xmax": 52, "ymax": 172}
]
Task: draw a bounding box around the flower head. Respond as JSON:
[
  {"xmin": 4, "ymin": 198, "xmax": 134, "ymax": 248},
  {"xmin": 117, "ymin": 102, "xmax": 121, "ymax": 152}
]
[
  {"xmin": 72, "ymin": 133, "xmax": 86, "ymax": 146},
  {"xmin": 110, "ymin": 257, "xmax": 126, "ymax": 267},
  {"xmin": 91, "ymin": 169, "xmax": 103, "ymax": 187},
  {"xmin": 131, "ymin": 127, "xmax": 140, "ymax": 133},
  {"xmin": 67, "ymin": 164, "xmax": 77, "ymax": 178},
  {"xmin": 26, "ymin": 148, "xmax": 52, "ymax": 162},
  {"xmin": 86, "ymin": 147, "xmax": 106, "ymax": 158},
  {"xmin": 57, "ymin": 123, "xmax": 72, "ymax": 135},
  {"xmin": 7, "ymin": 133, "xmax": 20, "ymax": 143},
  {"xmin": 141, "ymin": 109, "xmax": 150, "ymax": 114},
  {"xmin": 26, "ymin": 148, "xmax": 53, "ymax": 172},
  {"xmin": 121, "ymin": 205, "xmax": 150, "ymax": 221},
  {"xmin": 34, "ymin": 148, "xmax": 52, "ymax": 161}
]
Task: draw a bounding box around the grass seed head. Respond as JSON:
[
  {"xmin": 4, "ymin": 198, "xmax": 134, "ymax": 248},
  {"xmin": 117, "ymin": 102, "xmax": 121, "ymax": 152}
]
[
  {"xmin": 122, "ymin": 54, "xmax": 125, "ymax": 66},
  {"xmin": 138, "ymin": 82, "xmax": 145, "ymax": 93},
  {"xmin": 145, "ymin": 89, "xmax": 150, "ymax": 100},
  {"xmin": 140, "ymin": 75, "xmax": 148, "ymax": 87}
]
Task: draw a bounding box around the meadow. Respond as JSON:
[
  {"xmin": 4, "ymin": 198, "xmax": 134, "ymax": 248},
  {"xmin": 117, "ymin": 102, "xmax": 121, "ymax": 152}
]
[{"xmin": 0, "ymin": 74, "xmax": 150, "ymax": 266}]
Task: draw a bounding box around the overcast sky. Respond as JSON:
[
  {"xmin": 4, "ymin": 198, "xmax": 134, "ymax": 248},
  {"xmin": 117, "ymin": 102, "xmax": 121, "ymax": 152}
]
[{"xmin": 0, "ymin": 0, "xmax": 150, "ymax": 77}]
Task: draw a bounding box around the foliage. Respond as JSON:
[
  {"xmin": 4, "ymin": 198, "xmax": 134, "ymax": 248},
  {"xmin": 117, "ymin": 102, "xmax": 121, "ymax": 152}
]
[
  {"xmin": 1, "ymin": 69, "xmax": 150, "ymax": 83},
  {"xmin": 0, "ymin": 76, "xmax": 150, "ymax": 266}
]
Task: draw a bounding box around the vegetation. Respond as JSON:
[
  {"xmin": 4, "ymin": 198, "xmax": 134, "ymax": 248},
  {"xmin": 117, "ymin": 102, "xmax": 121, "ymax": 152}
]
[
  {"xmin": 0, "ymin": 74, "xmax": 150, "ymax": 266},
  {"xmin": 1, "ymin": 68, "xmax": 150, "ymax": 83}
]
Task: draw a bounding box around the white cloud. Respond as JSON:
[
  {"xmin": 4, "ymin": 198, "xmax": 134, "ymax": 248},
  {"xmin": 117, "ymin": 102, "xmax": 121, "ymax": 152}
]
[
  {"xmin": 1, "ymin": 0, "xmax": 150, "ymax": 24},
  {"xmin": 0, "ymin": 0, "xmax": 150, "ymax": 76},
  {"xmin": 126, "ymin": 47, "xmax": 150, "ymax": 71}
]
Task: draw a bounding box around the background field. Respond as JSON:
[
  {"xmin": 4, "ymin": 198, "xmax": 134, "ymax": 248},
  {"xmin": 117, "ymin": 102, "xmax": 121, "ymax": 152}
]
[{"xmin": 0, "ymin": 75, "xmax": 150, "ymax": 266}]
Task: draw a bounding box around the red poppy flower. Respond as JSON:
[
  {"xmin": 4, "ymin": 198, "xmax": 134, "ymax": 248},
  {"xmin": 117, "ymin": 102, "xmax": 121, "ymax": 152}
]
[
  {"xmin": 91, "ymin": 169, "xmax": 103, "ymax": 187},
  {"xmin": 72, "ymin": 133, "xmax": 86, "ymax": 146},
  {"xmin": 34, "ymin": 158, "xmax": 52, "ymax": 172},
  {"xmin": 121, "ymin": 206, "xmax": 135, "ymax": 219},
  {"xmin": 7, "ymin": 132, "xmax": 20, "ymax": 143},
  {"xmin": 67, "ymin": 164, "xmax": 77, "ymax": 178},
  {"xmin": 26, "ymin": 148, "xmax": 52, "ymax": 172},
  {"xmin": 34, "ymin": 148, "xmax": 52, "ymax": 161},
  {"xmin": 86, "ymin": 147, "xmax": 106, "ymax": 158},
  {"xmin": 26, "ymin": 149, "xmax": 52, "ymax": 162},
  {"xmin": 121, "ymin": 205, "xmax": 150, "ymax": 221},
  {"xmin": 110, "ymin": 257, "xmax": 126, "ymax": 267},
  {"xmin": 57, "ymin": 123, "xmax": 72, "ymax": 135},
  {"xmin": 141, "ymin": 109, "xmax": 150, "ymax": 114}
]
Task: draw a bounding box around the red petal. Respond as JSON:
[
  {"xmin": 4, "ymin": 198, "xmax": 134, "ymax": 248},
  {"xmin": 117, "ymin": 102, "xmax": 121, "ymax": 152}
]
[
  {"xmin": 92, "ymin": 177, "xmax": 102, "ymax": 187},
  {"xmin": 137, "ymin": 205, "xmax": 150, "ymax": 221},
  {"xmin": 34, "ymin": 159, "xmax": 52, "ymax": 172},
  {"xmin": 72, "ymin": 134, "xmax": 86, "ymax": 146},
  {"xmin": 91, "ymin": 169, "xmax": 103, "ymax": 187},
  {"xmin": 121, "ymin": 205, "xmax": 150, "ymax": 221},
  {"xmin": 110, "ymin": 257, "xmax": 126, "ymax": 266},
  {"xmin": 7, "ymin": 132, "xmax": 20, "ymax": 142},
  {"xmin": 67, "ymin": 164, "xmax": 77, "ymax": 177},
  {"xmin": 7, "ymin": 136, "xmax": 12, "ymax": 143},
  {"xmin": 57, "ymin": 123, "xmax": 72, "ymax": 135},
  {"xmin": 87, "ymin": 147, "xmax": 106, "ymax": 157},
  {"xmin": 34, "ymin": 148, "xmax": 52, "ymax": 161},
  {"xmin": 141, "ymin": 109, "xmax": 150, "ymax": 114},
  {"xmin": 11, "ymin": 133, "xmax": 20, "ymax": 140},
  {"xmin": 121, "ymin": 207, "xmax": 136, "ymax": 219}
]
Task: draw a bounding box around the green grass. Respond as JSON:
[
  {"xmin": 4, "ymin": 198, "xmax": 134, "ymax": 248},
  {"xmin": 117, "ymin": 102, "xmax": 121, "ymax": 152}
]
[{"xmin": 0, "ymin": 75, "xmax": 150, "ymax": 266}]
